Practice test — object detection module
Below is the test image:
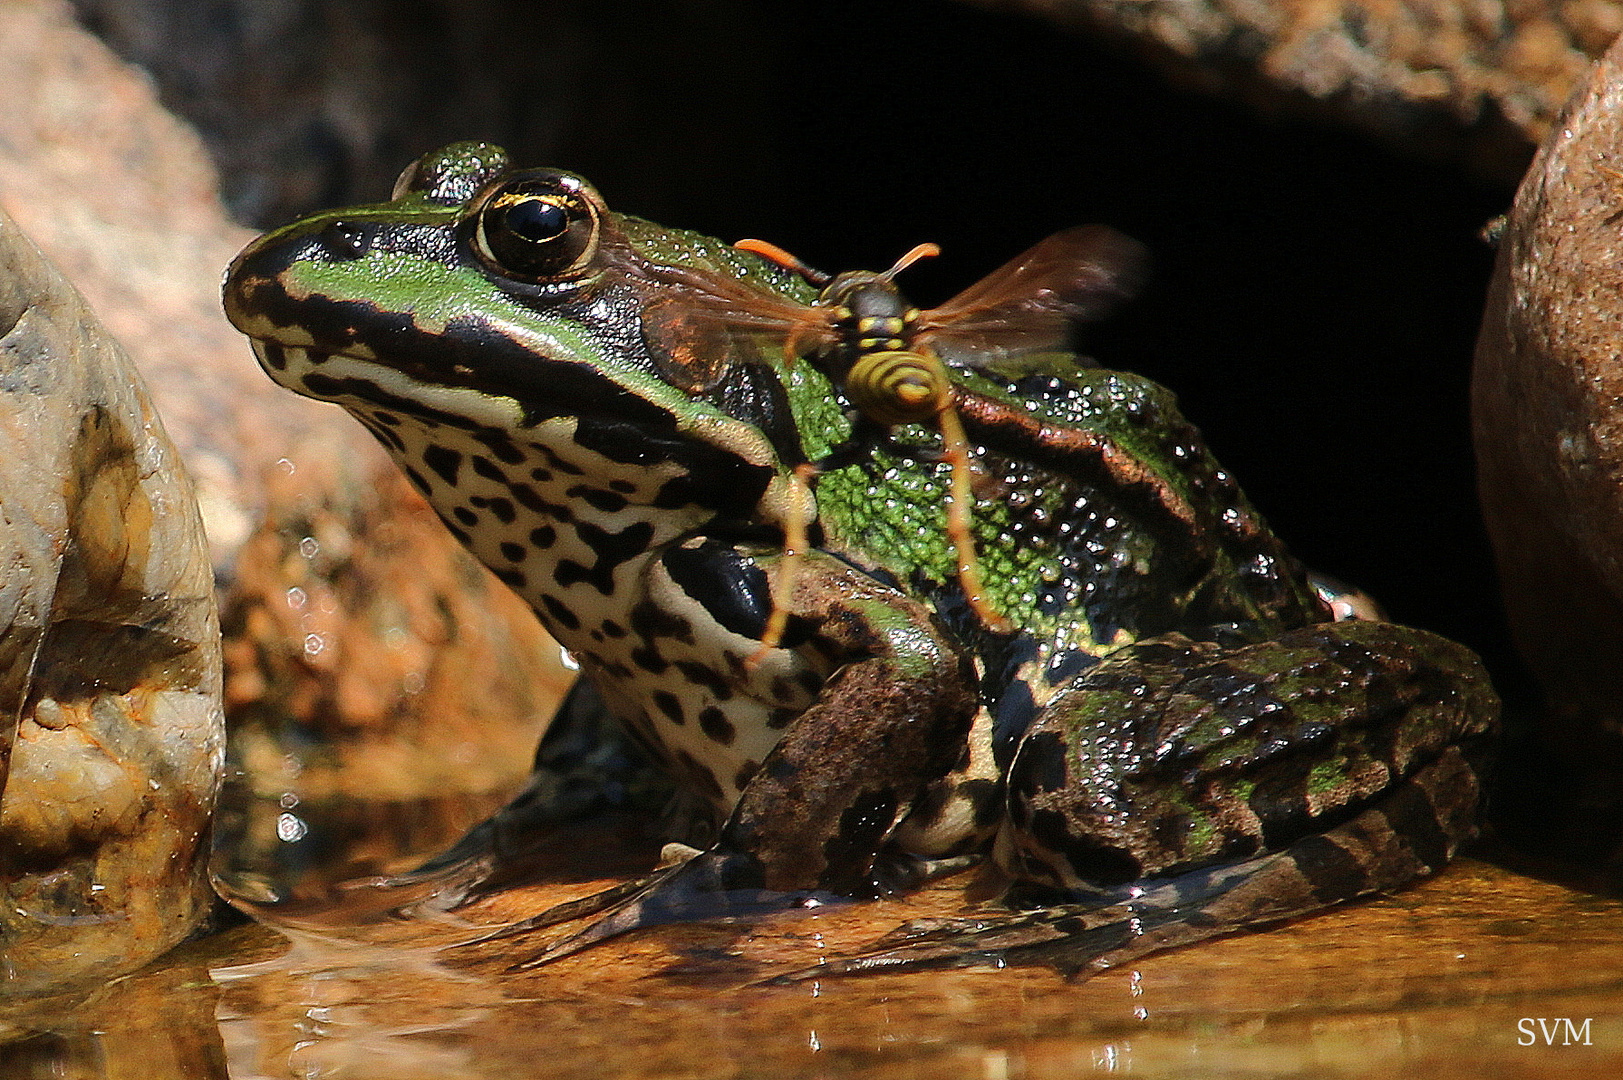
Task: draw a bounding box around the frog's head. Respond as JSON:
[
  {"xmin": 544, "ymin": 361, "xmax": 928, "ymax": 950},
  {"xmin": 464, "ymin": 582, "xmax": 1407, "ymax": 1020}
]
[
  {"xmin": 226, "ymin": 142, "xmax": 677, "ymax": 430},
  {"xmin": 223, "ymin": 142, "xmax": 832, "ymax": 536}
]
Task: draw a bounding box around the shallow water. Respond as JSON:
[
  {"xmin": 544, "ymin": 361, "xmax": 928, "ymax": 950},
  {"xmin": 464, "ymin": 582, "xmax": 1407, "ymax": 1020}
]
[{"xmin": 4, "ymin": 789, "xmax": 1621, "ymax": 1079}]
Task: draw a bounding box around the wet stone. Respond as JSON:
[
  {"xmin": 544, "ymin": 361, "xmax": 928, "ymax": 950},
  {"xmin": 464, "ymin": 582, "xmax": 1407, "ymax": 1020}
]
[{"xmin": 0, "ymin": 207, "xmax": 223, "ymax": 997}]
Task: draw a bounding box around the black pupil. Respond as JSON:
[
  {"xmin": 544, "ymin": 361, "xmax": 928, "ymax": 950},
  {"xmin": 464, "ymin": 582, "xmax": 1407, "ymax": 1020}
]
[{"xmin": 505, "ymin": 196, "xmax": 569, "ymax": 243}]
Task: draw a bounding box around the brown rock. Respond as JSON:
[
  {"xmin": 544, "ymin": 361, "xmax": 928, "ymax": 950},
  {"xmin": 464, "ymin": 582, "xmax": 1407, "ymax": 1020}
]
[
  {"xmin": 1473, "ymin": 33, "xmax": 1623, "ymax": 855},
  {"xmin": 0, "ymin": 205, "xmax": 222, "ymax": 996},
  {"xmin": 977, "ymin": 0, "xmax": 1615, "ymax": 175}
]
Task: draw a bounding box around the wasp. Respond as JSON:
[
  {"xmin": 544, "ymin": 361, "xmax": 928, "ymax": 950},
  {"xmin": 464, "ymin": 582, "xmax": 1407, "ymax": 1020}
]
[{"xmin": 632, "ymin": 223, "xmax": 1147, "ymax": 649}]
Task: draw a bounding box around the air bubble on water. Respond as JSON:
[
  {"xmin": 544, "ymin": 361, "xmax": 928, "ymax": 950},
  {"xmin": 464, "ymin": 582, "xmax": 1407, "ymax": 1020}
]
[
  {"xmin": 276, "ymin": 812, "xmax": 308, "ymax": 842},
  {"xmin": 286, "ymin": 586, "xmax": 308, "ymax": 609},
  {"xmin": 299, "ymin": 536, "xmax": 320, "ymax": 559},
  {"xmin": 303, "ymin": 633, "xmax": 326, "ymax": 656}
]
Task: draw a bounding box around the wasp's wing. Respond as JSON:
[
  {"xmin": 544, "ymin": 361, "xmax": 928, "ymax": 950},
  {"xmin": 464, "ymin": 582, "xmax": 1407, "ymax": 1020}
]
[
  {"xmin": 918, "ymin": 225, "xmax": 1147, "ymax": 366},
  {"xmin": 630, "ymin": 259, "xmax": 833, "ymax": 392}
]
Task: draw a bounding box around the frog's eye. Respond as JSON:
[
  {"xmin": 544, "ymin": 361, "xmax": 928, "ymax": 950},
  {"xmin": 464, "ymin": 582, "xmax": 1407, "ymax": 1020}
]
[{"xmin": 470, "ymin": 175, "xmax": 601, "ymax": 283}]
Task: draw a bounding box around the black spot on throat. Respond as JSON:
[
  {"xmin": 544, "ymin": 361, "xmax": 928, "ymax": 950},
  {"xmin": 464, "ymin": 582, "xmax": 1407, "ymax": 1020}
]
[
  {"xmin": 652, "ymin": 690, "xmax": 685, "ymax": 724},
  {"xmin": 539, "ymin": 593, "xmax": 581, "ymax": 631},
  {"xmin": 698, "ymin": 706, "xmax": 736, "ymax": 745},
  {"xmin": 423, "ymin": 444, "xmax": 462, "ymax": 486},
  {"xmin": 471, "ymin": 455, "xmax": 507, "ymax": 482},
  {"xmin": 567, "ymin": 486, "xmax": 628, "ymax": 513},
  {"xmin": 552, "ymin": 521, "xmax": 656, "ymax": 595}
]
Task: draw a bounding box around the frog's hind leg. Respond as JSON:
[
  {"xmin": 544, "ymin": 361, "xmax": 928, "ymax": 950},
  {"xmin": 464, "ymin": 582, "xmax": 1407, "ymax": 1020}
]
[{"xmin": 771, "ymin": 743, "xmax": 1485, "ymax": 981}]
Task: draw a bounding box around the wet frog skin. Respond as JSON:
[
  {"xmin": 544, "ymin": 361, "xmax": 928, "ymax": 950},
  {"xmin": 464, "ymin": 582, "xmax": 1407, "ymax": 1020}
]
[{"xmin": 223, "ymin": 142, "xmax": 1497, "ymax": 976}]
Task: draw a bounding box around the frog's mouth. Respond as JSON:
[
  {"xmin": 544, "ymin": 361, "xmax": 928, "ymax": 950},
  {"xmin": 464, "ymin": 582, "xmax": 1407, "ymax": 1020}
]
[{"xmin": 243, "ymin": 331, "xmax": 676, "ymax": 437}]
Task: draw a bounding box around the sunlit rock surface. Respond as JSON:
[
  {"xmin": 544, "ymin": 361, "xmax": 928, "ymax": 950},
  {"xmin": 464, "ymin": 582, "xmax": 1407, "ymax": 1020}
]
[
  {"xmin": 978, "ymin": 0, "xmax": 1614, "ymax": 177},
  {"xmin": 0, "ymin": 0, "xmax": 562, "ymax": 812},
  {"xmin": 1473, "ymin": 33, "xmax": 1623, "ymax": 865},
  {"xmin": 0, "ymin": 207, "xmax": 223, "ymax": 996}
]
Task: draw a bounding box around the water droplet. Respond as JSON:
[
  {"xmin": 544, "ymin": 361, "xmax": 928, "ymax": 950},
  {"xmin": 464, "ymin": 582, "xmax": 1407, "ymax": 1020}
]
[
  {"xmin": 276, "ymin": 812, "xmax": 308, "ymax": 842},
  {"xmin": 278, "ymin": 792, "xmax": 300, "ymax": 809}
]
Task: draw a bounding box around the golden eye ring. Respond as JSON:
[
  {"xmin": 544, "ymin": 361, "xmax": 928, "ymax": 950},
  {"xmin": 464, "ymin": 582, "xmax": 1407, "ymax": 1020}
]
[{"xmin": 469, "ymin": 171, "xmax": 602, "ymax": 283}]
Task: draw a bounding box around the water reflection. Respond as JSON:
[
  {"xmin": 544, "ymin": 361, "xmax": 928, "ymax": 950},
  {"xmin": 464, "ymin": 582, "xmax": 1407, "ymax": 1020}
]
[
  {"xmin": 4, "ymin": 782, "xmax": 1623, "ymax": 1080},
  {"xmin": 0, "ymin": 937, "xmax": 234, "ymax": 1080},
  {"xmin": 213, "ymin": 925, "xmax": 499, "ymax": 1080},
  {"xmin": 213, "ymin": 779, "xmax": 516, "ymax": 905}
]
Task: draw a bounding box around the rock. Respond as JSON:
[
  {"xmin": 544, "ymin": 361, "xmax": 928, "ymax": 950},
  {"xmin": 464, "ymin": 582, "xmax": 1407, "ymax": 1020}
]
[
  {"xmin": 974, "ymin": 0, "xmax": 1615, "ymax": 177},
  {"xmin": 1472, "ymin": 32, "xmax": 1623, "ymax": 864},
  {"xmin": 0, "ymin": 0, "xmax": 565, "ymax": 812},
  {"xmin": 0, "ymin": 206, "xmax": 222, "ymax": 996}
]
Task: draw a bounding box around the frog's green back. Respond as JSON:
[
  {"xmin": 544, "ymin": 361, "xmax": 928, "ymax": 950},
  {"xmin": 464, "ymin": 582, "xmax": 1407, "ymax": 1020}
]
[{"xmin": 810, "ymin": 357, "xmax": 1320, "ymax": 672}]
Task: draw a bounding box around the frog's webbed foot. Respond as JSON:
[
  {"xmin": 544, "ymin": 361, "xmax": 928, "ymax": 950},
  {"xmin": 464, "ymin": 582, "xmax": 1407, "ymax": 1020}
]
[
  {"xmin": 764, "ymin": 903, "xmax": 1133, "ymax": 981},
  {"xmin": 766, "ymin": 862, "xmax": 1252, "ymax": 982},
  {"xmin": 773, "ymin": 745, "xmax": 1486, "ymax": 982},
  {"xmin": 459, "ymin": 849, "xmax": 844, "ymax": 971}
]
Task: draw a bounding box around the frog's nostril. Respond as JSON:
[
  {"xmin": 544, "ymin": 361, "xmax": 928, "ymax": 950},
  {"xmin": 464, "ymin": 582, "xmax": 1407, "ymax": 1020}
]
[{"xmin": 320, "ymin": 219, "xmax": 371, "ymax": 260}]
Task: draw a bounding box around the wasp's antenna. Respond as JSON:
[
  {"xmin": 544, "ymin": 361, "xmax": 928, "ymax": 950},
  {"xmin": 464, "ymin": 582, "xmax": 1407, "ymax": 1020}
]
[
  {"xmin": 735, "ymin": 238, "xmax": 832, "ymax": 287},
  {"xmin": 882, "ymin": 242, "xmax": 941, "ymax": 281}
]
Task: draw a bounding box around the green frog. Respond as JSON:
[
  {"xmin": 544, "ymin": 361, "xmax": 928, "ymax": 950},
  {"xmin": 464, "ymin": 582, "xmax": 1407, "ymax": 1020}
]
[{"xmin": 222, "ymin": 142, "xmax": 1497, "ymax": 977}]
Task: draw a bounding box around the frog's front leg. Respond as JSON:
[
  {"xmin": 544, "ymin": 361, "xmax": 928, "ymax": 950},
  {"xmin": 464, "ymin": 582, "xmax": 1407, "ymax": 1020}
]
[
  {"xmin": 684, "ymin": 553, "xmax": 980, "ymax": 896},
  {"xmin": 786, "ymin": 619, "xmax": 1497, "ymax": 980},
  {"xmin": 489, "ymin": 552, "xmax": 979, "ymax": 965}
]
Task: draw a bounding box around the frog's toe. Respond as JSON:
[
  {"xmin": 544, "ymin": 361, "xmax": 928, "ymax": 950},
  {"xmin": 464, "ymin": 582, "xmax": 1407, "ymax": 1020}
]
[
  {"xmin": 454, "ymin": 872, "xmax": 661, "ymax": 953},
  {"xmin": 765, "ymin": 904, "xmax": 1134, "ymax": 982},
  {"xmin": 464, "ymin": 850, "xmax": 843, "ymax": 971}
]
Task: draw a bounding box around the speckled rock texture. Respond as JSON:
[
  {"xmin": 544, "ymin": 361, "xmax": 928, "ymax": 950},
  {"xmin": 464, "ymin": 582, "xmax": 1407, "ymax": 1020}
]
[
  {"xmin": 1473, "ymin": 29, "xmax": 1623, "ymax": 860},
  {"xmin": 974, "ymin": 0, "xmax": 1619, "ymax": 175},
  {"xmin": 0, "ymin": 206, "xmax": 222, "ymax": 996}
]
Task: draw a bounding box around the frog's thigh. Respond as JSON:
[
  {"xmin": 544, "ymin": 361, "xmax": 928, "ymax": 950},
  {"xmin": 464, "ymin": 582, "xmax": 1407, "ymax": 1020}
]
[
  {"xmin": 719, "ymin": 556, "xmax": 979, "ymax": 894},
  {"xmin": 1001, "ymin": 620, "xmax": 1496, "ymax": 891}
]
